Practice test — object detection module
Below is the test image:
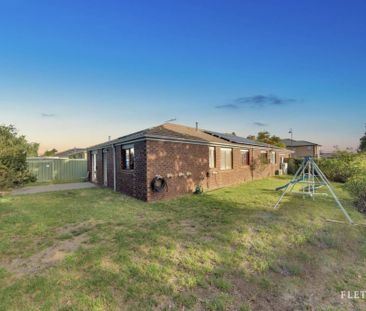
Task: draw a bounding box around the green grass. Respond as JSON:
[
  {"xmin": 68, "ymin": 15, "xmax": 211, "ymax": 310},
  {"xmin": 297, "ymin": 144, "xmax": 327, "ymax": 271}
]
[{"xmin": 0, "ymin": 177, "xmax": 366, "ymax": 310}]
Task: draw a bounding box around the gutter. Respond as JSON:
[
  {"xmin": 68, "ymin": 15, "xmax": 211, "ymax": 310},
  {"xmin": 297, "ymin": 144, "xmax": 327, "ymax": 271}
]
[{"xmin": 87, "ymin": 135, "xmax": 287, "ymax": 152}]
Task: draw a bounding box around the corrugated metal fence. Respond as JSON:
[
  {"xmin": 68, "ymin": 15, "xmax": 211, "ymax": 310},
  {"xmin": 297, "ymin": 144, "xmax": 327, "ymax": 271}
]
[{"xmin": 27, "ymin": 157, "xmax": 88, "ymax": 182}]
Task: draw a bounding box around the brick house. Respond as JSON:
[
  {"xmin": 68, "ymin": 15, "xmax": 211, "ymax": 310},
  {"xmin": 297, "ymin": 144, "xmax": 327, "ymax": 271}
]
[
  {"xmin": 87, "ymin": 123, "xmax": 292, "ymax": 201},
  {"xmin": 281, "ymin": 139, "xmax": 321, "ymax": 158}
]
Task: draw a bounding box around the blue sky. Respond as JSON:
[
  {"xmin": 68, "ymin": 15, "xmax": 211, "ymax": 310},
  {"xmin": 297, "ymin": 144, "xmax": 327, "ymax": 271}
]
[{"xmin": 0, "ymin": 0, "xmax": 365, "ymax": 153}]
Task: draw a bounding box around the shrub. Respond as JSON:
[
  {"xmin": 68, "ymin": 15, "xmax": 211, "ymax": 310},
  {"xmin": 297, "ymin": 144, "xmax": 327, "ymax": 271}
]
[
  {"xmin": 317, "ymin": 151, "xmax": 356, "ymax": 183},
  {"xmin": 0, "ymin": 125, "xmax": 37, "ymax": 190},
  {"xmin": 345, "ymin": 153, "xmax": 366, "ymax": 213},
  {"xmin": 346, "ymin": 174, "xmax": 366, "ymax": 214},
  {"xmin": 286, "ymin": 158, "xmax": 302, "ymax": 175}
]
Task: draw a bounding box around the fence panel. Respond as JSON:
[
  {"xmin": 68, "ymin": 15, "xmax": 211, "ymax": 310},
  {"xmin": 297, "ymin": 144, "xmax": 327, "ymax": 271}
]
[{"xmin": 27, "ymin": 158, "xmax": 87, "ymax": 182}]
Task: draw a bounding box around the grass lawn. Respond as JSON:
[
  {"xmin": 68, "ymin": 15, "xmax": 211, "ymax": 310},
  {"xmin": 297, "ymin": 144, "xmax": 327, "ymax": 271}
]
[{"xmin": 0, "ymin": 177, "xmax": 366, "ymax": 311}]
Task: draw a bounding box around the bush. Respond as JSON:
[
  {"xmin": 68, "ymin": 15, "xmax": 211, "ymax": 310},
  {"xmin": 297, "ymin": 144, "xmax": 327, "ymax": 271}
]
[
  {"xmin": 0, "ymin": 125, "xmax": 37, "ymax": 190},
  {"xmin": 317, "ymin": 151, "xmax": 356, "ymax": 183},
  {"xmin": 344, "ymin": 153, "xmax": 366, "ymax": 213},
  {"xmin": 346, "ymin": 174, "xmax": 366, "ymax": 213},
  {"xmin": 286, "ymin": 158, "xmax": 302, "ymax": 175}
]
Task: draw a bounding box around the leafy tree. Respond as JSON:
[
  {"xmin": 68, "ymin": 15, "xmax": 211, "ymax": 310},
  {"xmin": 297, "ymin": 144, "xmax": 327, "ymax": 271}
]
[
  {"xmin": 0, "ymin": 125, "xmax": 37, "ymax": 189},
  {"xmin": 43, "ymin": 148, "xmax": 58, "ymax": 156},
  {"xmin": 360, "ymin": 129, "xmax": 366, "ymax": 152},
  {"xmin": 247, "ymin": 131, "xmax": 285, "ymax": 148},
  {"xmin": 27, "ymin": 142, "xmax": 39, "ymax": 157}
]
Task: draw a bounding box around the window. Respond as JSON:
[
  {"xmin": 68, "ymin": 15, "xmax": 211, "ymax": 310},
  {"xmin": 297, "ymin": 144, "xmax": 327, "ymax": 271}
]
[
  {"xmin": 260, "ymin": 151, "xmax": 268, "ymax": 163},
  {"xmin": 209, "ymin": 146, "xmax": 216, "ymax": 168},
  {"xmin": 271, "ymin": 151, "xmax": 276, "ymax": 164},
  {"xmin": 279, "ymin": 154, "xmax": 285, "ymax": 164},
  {"xmin": 220, "ymin": 148, "xmax": 233, "ymax": 170},
  {"xmin": 122, "ymin": 145, "xmax": 134, "ymax": 170},
  {"xmin": 240, "ymin": 149, "xmax": 250, "ymax": 166}
]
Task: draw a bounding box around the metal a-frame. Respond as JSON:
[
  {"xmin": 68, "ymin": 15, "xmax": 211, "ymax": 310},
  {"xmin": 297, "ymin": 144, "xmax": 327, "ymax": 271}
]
[{"xmin": 273, "ymin": 156, "xmax": 353, "ymax": 224}]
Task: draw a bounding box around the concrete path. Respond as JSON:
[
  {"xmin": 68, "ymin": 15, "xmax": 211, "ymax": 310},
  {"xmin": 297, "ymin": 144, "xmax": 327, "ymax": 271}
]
[{"xmin": 11, "ymin": 182, "xmax": 96, "ymax": 196}]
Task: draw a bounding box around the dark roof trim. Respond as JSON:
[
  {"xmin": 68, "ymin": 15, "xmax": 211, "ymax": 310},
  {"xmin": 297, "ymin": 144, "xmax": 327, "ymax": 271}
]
[{"xmin": 87, "ymin": 135, "xmax": 291, "ymax": 152}]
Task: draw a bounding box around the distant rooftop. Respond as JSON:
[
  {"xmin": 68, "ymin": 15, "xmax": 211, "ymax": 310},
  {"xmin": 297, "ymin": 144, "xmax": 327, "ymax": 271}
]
[
  {"xmin": 281, "ymin": 139, "xmax": 320, "ymax": 147},
  {"xmin": 55, "ymin": 148, "xmax": 87, "ymax": 157}
]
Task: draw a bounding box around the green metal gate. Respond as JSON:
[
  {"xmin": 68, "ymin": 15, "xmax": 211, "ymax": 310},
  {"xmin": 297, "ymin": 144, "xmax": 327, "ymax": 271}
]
[{"xmin": 27, "ymin": 157, "xmax": 88, "ymax": 182}]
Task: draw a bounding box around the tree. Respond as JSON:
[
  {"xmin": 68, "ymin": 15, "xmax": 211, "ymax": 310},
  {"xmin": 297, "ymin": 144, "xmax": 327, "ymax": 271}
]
[
  {"xmin": 27, "ymin": 142, "xmax": 40, "ymax": 157},
  {"xmin": 360, "ymin": 130, "xmax": 366, "ymax": 152},
  {"xmin": 0, "ymin": 125, "xmax": 37, "ymax": 189},
  {"xmin": 43, "ymin": 148, "xmax": 58, "ymax": 156},
  {"xmin": 247, "ymin": 131, "xmax": 286, "ymax": 148}
]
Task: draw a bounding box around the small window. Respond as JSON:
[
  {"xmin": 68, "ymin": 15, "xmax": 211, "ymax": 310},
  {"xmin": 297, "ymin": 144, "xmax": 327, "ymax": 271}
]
[
  {"xmin": 220, "ymin": 148, "xmax": 233, "ymax": 170},
  {"xmin": 122, "ymin": 145, "xmax": 134, "ymax": 170},
  {"xmin": 209, "ymin": 146, "xmax": 216, "ymax": 168},
  {"xmin": 271, "ymin": 151, "xmax": 276, "ymax": 164},
  {"xmin": 240, "ymin": 149, "xmax": 250, "ymax": 166},
  {"xmin": 260, "ymin": 151, "xmax": 268, "ymax": 163}
]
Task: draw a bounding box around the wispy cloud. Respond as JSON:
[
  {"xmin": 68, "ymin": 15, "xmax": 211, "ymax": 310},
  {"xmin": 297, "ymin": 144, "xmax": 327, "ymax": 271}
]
[
  {"xmin": 216, "ymin": 95, "xmax": 296, "ymax": 110},
  {"xmin": 41, "ymin": 113, "xmax": 56, "ymax": 117},
  {"xmin": 215, "ymin": 103, "xmax": 238, "ymax": 109},
  {"xmin": 253, "ymin": 121, "xmax": 268, "ymax": 127}
]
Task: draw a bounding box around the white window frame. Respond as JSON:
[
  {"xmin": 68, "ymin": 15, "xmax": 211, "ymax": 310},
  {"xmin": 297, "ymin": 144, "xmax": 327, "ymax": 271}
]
[
  {"xmin": 220, "ymin": 148, "xmax": 233, "ymax": 170},
  {"xmin": 91, "ymin": 151, "xmax": 97, "ymax": 182},
  {"xmin": 271, "ymin": 151, "xmax": 276, "ymax": 164},
  {"xmin": 209, "ymin": 146, "xmax": 216, "ymax": 169},
  {"xmin": 279, "ymin": 154, "xmax": 285, "ymax": 164}
]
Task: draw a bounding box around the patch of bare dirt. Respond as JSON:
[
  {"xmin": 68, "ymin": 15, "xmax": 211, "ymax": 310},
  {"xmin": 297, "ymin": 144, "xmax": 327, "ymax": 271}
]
[
  {"xmin": 1, "ymin": 222, "xmax": 95, "ymax": 277},
  {"xmin": 5, "ymin": 235, "xmax": 88, "ymax": 277}
]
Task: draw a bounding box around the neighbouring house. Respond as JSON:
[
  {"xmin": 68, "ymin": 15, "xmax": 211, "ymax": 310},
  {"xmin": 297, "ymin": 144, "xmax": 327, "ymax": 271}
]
[
  {"xmin": 281, "ymin": 139, "xmax": 321, "ymax": 159},
  {"xmin": 55, "ymin": 148, "xmax": 87, "ymax": 159},
  {"xmin": 87, "ymin": 123, "xmax": 292, "ymax": 201}
]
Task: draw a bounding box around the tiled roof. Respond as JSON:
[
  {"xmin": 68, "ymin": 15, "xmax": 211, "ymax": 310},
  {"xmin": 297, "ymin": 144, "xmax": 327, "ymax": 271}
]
[
  {"xmin": 88, "ymin": 123, "xmax": 229, "ymax": 149},
  {"xmin": 55, "ymin": 148, "xmax": 86, "ymax": 157},
  {"xmin": 88, "ymin": 123, "xmax": 287, "ymax": 150},
  {"xmin": 149, "ymin": 123, "xmax": 229, "ymax": 144},
  {"xmin": 281, "ymin": 139, "xmax": 320, "ymax": 147},
  {"xmin": 204, "ymin": 130, "xmax": 275, "ymax": 148}
]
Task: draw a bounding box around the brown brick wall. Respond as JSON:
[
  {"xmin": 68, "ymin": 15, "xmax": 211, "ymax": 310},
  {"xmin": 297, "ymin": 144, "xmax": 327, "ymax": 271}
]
[
  {"xmin": 87, "ymin": 151, "xmax": 92, "ymax": 181},
  {"xmin": 104, "ymin": 147, "xmax": 114, "ymax": 188},
  {"xmin": 202, "ymin": 147, "xmax": 283, "ymax": 192},
  {"xmin": 146, "ymin": 141, "xmax": 290, "ymax": 201},
  {"xmin": 95, "ymin": 149, "xmax": 103, "ymax": 185},
  {"xmin": 287, "ymin": 145, "xmax": 320, "ymax": 158},
  {"xmin": 146, "ymin": 140, "xmax": 208, "ymax": 201},
  {"xmin": 88, "ymin": 139, "xmax": 290, "ymax": 202},
  {"xmin": 114, "ymin": 141, "xmax": 147, "ymax": 200}
]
